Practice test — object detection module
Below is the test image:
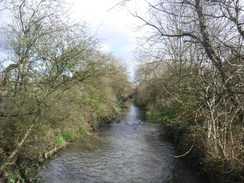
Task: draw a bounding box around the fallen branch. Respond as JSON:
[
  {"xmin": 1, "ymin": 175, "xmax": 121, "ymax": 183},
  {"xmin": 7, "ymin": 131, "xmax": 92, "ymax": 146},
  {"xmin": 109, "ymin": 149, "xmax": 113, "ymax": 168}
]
[
  {"xmin": 0, "ymin": 124, "xmax": 34, "ymax": 172},
  {"xmin": 172, "ymin": 145, "xmax": 193, "ymax": 158},
  {"xmin": 43, "ymin": 144, "xmax": 67, "ymax": 160}
]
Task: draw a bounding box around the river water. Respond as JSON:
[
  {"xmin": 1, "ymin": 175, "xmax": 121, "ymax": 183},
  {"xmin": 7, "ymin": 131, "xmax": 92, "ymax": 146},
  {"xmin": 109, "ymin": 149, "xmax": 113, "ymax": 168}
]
[{"xmin": 39, "ymin": 105, "xmax": 203, "ymax": 183}]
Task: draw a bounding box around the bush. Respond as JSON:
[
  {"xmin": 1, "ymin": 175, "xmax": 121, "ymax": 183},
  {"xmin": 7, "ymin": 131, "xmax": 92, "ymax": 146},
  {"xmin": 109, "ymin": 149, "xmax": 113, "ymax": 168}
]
[{"xmin": 55, "ymin": 131, "xmax": 76, "ymax": 147}]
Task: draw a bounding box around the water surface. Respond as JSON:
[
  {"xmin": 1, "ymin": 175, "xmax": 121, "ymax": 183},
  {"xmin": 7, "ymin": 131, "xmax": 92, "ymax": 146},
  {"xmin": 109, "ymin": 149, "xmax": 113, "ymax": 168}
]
[{"xmin": 39, "ymin": 105, "xmax": 202, "ymax": 183}]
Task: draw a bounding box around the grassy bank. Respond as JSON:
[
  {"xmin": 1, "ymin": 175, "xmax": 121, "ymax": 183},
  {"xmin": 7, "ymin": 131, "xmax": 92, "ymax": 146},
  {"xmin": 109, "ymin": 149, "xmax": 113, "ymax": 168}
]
[{"xmin": 146, "ymin": 111, "xmax": 243, "ymax": 183}]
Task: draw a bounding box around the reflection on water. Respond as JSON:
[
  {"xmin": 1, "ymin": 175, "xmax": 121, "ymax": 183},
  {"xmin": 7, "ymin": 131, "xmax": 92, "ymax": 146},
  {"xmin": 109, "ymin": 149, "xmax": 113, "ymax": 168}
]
[{"xmin": 39, "ymin": 105, "xmax": 203, "ymax": 183}]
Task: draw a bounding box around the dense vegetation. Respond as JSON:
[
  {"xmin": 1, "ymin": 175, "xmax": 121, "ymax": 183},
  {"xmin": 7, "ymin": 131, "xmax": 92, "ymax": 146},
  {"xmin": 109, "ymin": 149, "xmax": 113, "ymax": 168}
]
[
  {"xmin": 131, "ymin": 0, "xmax": 243, "ymax": 182},
  {"xmin": 0, "ymin": 0, "xmax": 243, "ymax": 182},
  {"xmin": 0, "ymin": 0, "xmax": 131, "ymax": 182}
]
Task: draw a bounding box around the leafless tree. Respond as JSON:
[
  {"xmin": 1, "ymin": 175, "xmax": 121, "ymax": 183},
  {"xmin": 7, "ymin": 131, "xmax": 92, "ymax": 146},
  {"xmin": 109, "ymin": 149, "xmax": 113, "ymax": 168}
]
[{"xmin": 132, "ymin": 0, "xmax": 243, "ymax": 164}]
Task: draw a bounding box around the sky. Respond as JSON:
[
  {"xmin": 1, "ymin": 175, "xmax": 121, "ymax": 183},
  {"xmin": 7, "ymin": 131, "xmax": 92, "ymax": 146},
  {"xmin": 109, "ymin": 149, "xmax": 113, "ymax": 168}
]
[
  {"xmin": 0, "ymin": 0, "xmax": 148, "ymax": 79},
  {"xmin": 68, "ymin": 0, "xmax": 147, "ymax": 79}
]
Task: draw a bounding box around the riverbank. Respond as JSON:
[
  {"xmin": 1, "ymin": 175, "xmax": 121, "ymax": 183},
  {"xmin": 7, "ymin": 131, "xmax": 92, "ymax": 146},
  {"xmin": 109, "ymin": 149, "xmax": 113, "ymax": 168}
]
[
  {"xmin": 39, "ymin": 105, "xmax": 203, "ymax": 183},
  {"xmin": 0, "ymin": 102, "xmax": 121, "ymax": 183},
  {"xmin": 146, "ymin": 111, "xmax": 243, "ymax": 183}
]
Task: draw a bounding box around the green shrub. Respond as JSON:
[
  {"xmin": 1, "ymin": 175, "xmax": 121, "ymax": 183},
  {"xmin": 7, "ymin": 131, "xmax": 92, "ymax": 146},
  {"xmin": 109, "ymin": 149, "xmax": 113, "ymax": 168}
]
[
  {"xmin": 147, "ymin": 110, "xmax": 177, "ymax": 123},
  {"xmin": 55, "ymin": 131, "xmax": 76, "ymax": 146},
  {"xmin": 79, "ymin": 127, "xmax": 88, "ymax": 135},
  {"xmin": 9, "ymin": 172, "xmax": 25, "ymax": 183}
]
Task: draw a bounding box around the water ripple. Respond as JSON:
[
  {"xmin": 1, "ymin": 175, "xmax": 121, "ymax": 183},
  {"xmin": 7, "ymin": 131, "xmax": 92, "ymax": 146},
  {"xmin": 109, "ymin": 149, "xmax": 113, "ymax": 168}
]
[{"xmin": 39, "ymin": 105, "xmax": 202, "ymax": 183}]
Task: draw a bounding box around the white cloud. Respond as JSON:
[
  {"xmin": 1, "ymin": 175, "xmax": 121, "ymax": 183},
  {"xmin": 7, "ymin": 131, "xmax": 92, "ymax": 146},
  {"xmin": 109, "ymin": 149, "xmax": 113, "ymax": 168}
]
[
  {"xmin": 0, "ymin": 0, "xmax": 148, "ymax": 79},
  {"xmin": 69, "ymin": 0, "xmax": 148, "ymax": 78}
]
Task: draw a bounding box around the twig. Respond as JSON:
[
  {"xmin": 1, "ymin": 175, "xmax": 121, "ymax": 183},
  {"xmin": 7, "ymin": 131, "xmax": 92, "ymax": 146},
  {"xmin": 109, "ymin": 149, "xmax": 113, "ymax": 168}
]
[{"xmin": 172, "ymin": 145, "xmax": 193, "ymax": 158}]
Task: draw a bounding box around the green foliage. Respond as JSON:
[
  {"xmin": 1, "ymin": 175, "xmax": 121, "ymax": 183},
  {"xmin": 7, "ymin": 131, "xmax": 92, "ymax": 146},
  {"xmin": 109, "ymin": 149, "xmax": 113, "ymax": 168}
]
[
  {"xmin": 146, "ymin": 101, "xmax": 183, "ymax": 123},
  {"xmin": 55, "ymin": 134, "xmax": 66, "ymax": 147},
  {"xmin": 147, "ymin": 111, "xmax": 176, "ymax": 123},
  {"xmin": 8, "ymin": 172, "xmax": 25, "ymax": 183},
  {"xmin": 55, "ymin": 131, "xmax": 76, "ymax": 146},
  {"xmin": 0, "ymin": 1, "xmax": 131, "ymax": 182}
]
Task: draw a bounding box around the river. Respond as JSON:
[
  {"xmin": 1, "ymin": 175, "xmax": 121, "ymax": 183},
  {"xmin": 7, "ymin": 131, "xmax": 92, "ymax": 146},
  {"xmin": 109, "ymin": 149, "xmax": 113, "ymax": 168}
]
[{"xmin": 38, "ymin": 105, "xmax": 204, "ymax": 183}]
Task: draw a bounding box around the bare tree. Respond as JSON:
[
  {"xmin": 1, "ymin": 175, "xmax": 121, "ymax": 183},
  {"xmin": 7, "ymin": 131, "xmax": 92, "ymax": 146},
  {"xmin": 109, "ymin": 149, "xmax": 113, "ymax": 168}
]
[{"xmin": 132, "ymin": 0, "xmax": 243, "ymax": 171}]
